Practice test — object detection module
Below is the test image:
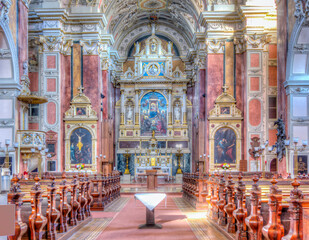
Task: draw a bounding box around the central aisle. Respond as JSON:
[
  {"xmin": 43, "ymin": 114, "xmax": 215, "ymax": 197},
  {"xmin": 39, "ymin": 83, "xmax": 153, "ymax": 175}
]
[
  {"xmin": 96, "ymin": 195, "xmax": 197, "ymax": 240},
  {"xmin": 68, "ymin": 195, "xmax": 229, "ymax": 240}
]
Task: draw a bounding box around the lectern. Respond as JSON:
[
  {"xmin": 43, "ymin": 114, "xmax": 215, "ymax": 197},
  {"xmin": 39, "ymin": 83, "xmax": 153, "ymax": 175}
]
[{"xmin": 145, "ymin": 170, "xmax": 157, "ymax": 190}]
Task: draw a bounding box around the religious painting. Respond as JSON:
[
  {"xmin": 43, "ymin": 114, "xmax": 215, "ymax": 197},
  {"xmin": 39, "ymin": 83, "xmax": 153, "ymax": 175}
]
[
  {"xmin": 142, "ymin": 62, "xmax": 165, "ymax": 77},
  {"xmin": 214, "ymin": 128, "xmax": 236, "ymax": 164},
  {"xmin": 140, "ymin": 92, "xmax": 167, "ymax": 136},
  {"xmin": 70, "ymin": 128, "xmax": 92, "ymax": 164},
  {"xmin": 297, "ymin": 155, "xmax": 308, "ymax": 174},
  {"xmin": 76, "ymin": 107, "xmax": 86, "ymax": 116},
  {"xmin": 220, "ymin": 107, "xmax": 230, "ymax": 114}
]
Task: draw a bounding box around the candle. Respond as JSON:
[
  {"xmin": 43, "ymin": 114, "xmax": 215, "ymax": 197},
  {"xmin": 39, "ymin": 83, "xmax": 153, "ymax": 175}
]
[
  {"xmin": 5, "ymin": 139, "xmax": 10, "ymax": 145},
  {"xmin": 45, "ymin": 148, "xmax": 49, "ymax": 152},
  {"xmin": 254, "ymin": 147, "xmax": 259, "ymax": 151},
  {"xmin": 284, "ymin": 140, "xmax": 290, "ymax": 146},
  {"xmin": 293, "ymin": 137, "xmax": 299, "ymax": 143},
  {"xmin": 13, "ymin": 142, "xmax": 19, "ymax": 148},
  {"xmin": 302, "ymin": 140, "xmax": 308, "ymax": 146},
  {"xmin": 31, "ymin": 148, "xmax": 35, "ymax": 153},
  {"xmin": 268, "ymin": 146, "xmax": 273, "ymax": 152},
  {"xmin": 38, "ymin": 146, "xmax": 42, "ymax": 151}
]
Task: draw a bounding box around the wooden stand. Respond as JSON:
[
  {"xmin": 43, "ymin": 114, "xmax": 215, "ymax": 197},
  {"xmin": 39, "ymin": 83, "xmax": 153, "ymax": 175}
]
[
  {"xmin": 139, "ymin": 208, "xmax": 162, "ymax": 229},
  {"xmin": 146, "ymin": 170, "xmax": 158, "ymax": 190}
]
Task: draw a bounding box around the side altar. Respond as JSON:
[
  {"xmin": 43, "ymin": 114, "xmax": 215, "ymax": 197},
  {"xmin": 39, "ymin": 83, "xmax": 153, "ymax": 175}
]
[{"xmin": 115, "ymin": 24, "xmax": 192, "ymax": 179}]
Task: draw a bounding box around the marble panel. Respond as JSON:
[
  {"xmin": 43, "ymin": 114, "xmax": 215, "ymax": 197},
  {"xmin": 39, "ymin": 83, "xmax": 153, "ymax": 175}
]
[
  {"xmin": 268, "ymin": 66, "xmax": 277, "ymax": 87},
  {"xmin": 250, "ymin": 53, "xmax": 260, "ymax": 68},
  {"xmin": 250, "ymin": 77, "xmax": 260, "ymax": 91},
  {"xmin": 47, "ymin": 102, "xmax": 56, "ymax": 125},
  {"xmin": 46, "ymin": 78, "xmax": 56, "ymax": 92},
  {"xmin": 46, "ymin": 55, "xmax": 56, "ymax": 69},
  {"xmin": 0, "ymin": 128, "xmax": 12, "ymax": 146},
  {"xmin": 293, "ymin": 96, "xmax": 308, "ymax": 117},
  {"xmin": 249, "ymin": 99, "xmax": 261, "ymax": 126},
  {"xmin": 0, "ymin": 99, "xmax": 13, "ymax": 119},
  {"xmin": 293, "ymin": 125, "xmax": 308, "ymax": 143},
  {"xmin": 29, "ymin": 72, "xmax": 39, "ymax": 91},
  {"xmin": 293, "ymin": 54, "xmax": 307, "ymax": 74},
  {"xmin": 0, "ymin": 59, "xmax": 12, "ymax": 78}
]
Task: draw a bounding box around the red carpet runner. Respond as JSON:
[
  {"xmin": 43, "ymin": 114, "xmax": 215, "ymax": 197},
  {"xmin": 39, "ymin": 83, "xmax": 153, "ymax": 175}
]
[{"xmin": 96, "ymin": 195, "xmax": 198, "ymax": 240}]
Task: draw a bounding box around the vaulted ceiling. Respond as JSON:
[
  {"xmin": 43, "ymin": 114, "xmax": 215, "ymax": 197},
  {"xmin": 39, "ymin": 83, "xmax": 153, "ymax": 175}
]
[{"xmin": 103, "ymin": 0, "xmax": 205, "ymax": 58}]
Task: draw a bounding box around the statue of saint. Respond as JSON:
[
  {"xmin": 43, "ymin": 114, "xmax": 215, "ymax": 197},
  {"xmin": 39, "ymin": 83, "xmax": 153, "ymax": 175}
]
[
  {"xmin": 168, "ymin": 41, "xmax": 173, "ymax": 54},
  {"xmin": 135, "ymin": 41, "xmax": 140, "ymax": 55},
  {"xmin": 127, "ymin": 105, "xmax": 133, "ymax": 121},
  {"xmin": 174, "ymin": 103, "xmax": 181, "ymax": 121}
]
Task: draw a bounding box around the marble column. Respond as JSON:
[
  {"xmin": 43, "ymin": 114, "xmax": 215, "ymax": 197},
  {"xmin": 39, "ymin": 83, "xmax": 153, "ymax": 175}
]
[
  {"xmin": 182, "ymin": 89, "xmax": 187, "ymax": 125},
  {"xmin": 168, "ymin": 90, "xmax": 172, "ymax": 125},
  {"xmin": 135, "ymin": 90, "xmax": 139, "ymax": 126},
  {"xmin": 120, "ymin": 90, "xmax": 125, "ymax": 125}
]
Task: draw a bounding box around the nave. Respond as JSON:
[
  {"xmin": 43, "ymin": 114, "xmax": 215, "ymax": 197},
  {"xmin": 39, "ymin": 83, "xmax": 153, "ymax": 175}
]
[{"xmin": 67, "ymin": 192, "xmax": 227, "ymax": 240}]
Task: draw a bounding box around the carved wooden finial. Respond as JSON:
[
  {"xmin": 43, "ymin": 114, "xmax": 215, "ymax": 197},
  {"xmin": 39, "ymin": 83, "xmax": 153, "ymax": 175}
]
[
  {"xmin": 271, "ymin": 176, "xmax": 278, "ymax": 186},
  {"xmin": 290, "ymin": 178, "xmax": 303, "ymax": 199},
  {"xmin": 62, "ymin": 172, "xmax": 66, "ymax": 179},
  {"xmin": 49, "ymin": 174, "xmax": 55, "ymax": 187},
  {"xmin": 10, "ymin": 175, "xmax": 21, "ymax": 193},
  {"xmin": 32, "ymin": 176, "xmax": 41, "ymax": 191},
  {"xmin": 238, "ymin": 173, "xmax": 243, "ymax": 182}
]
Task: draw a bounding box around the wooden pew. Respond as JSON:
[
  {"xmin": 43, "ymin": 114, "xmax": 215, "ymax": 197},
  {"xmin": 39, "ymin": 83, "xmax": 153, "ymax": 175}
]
[{"xmin": 182, "ymin": 173, "xmax": 309, "ymax": 240}]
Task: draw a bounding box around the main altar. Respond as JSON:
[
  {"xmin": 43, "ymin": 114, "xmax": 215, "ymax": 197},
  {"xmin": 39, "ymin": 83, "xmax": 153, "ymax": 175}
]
[{"xmin": 116, "ymin": 24, "xmax": 192, "ymax": 179}]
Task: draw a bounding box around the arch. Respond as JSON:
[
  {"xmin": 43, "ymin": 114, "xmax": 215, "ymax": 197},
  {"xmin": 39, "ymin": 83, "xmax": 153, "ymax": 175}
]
[
  {"xmin": 115, "ymin": 23, "xmax": 193, "ymax": 59},
  {"xmin": 0, "ymin": 21, "xmax": 19, "ymax": 85}
]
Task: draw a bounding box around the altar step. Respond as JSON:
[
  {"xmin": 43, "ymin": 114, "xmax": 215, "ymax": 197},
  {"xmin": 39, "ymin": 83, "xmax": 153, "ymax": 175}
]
[{"xmin": 120, "ymin": 184, "xmax": 182, "ymax": 195}]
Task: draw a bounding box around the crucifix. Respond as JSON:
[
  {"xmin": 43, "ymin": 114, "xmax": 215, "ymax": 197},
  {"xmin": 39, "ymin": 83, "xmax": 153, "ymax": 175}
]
[
  {"xmin": 222, "ymin": 84, "xmax": 229, "ymax": 93},
  {"xmin": 78, "ymin": 86, "xmax": 84, "ymax": 94}
]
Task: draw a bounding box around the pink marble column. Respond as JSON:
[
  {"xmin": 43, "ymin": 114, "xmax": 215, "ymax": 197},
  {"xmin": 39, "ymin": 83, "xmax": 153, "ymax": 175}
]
[
  {"xmin": 205, "ymin": 54, "xmax": 224, "ymax": 172},
  {"xmin": 60, "ymin": 55, "xmax": 71, "ymax": 171}
]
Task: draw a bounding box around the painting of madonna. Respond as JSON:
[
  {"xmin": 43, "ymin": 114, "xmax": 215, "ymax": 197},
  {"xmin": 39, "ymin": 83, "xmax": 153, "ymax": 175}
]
[{"xmin": 214, "ymin": 128, "xmax": 236, "ymax": 164}]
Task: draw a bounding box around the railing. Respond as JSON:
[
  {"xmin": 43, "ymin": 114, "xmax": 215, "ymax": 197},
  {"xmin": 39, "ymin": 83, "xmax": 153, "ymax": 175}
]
[{"xmin": 17, "ymin": 130, "xmax": 46, "ymax": 149}]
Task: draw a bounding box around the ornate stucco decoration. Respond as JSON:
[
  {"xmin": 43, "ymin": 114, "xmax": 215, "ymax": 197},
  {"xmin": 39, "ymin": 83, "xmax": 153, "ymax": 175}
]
[
  {"xmin": 64, "ymin": 86, "xmax": 98, "ymax": 172},
  {"xmin": 206, "ymin": 39, "xmax": 225, "ymax": 54},
  {"xmin": 64, "ymin": 86, "xmax": 98, "ymax": 121},
  {"xmin": 18, "ymin": 61, "xmax": 48, "ymax": 104},
  {"xmin": 244, "ymin": 33, "xmax": 272, "ymax": 49},
  {"xmin": 208, "ymin": 86, "xmax": 243, "ymax": 172},
  {"xmin": 0, "ymin": 0, "xmax": 11, "ymax": 23}
]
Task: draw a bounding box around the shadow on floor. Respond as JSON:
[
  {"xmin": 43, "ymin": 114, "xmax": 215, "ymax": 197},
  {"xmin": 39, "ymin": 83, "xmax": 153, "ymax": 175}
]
[{"xmin": 156, "ymin": 214, "xmax": 187, "ymax": 224}]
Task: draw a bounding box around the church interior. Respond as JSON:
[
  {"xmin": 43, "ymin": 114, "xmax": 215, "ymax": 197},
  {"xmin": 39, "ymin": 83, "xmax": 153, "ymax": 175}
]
[{"xmin": 0, "ymin": 0, "xmax": 309, "ymax": 239}]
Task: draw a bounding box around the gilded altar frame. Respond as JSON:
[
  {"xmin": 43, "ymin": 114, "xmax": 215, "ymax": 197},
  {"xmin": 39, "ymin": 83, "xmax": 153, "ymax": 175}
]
[
  {"xmin": 64, "ymin": 89, "xmax": 98, "ymax": 172},
  {"xmin": 208, "ymin": 91, "xmax": 243, "ymax": 172}
]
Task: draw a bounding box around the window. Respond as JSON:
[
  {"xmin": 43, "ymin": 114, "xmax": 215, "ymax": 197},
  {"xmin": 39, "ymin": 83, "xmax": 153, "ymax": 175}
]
[
  {"xmin": 269, "ymin": 96, "xmax": 277, "ymax": 119},
  {"xmin": 47, "ymin": 161, "xmax": 56, "ymax": 172},
  {"xmin": 47, "ymin": 143, "xmax": 55, "ymax": 153},
  {"xmin": 28, "ymin": 104, "xmax": 39, "ymax": 117}
]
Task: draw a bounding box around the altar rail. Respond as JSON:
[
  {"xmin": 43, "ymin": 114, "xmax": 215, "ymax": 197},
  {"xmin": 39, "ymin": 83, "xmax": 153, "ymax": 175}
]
[
  {"xmin": 7, "ymin": 172, "xmax": 120, "ymax": 240},
  {"xmin": 182, "ymin": 173, "xmax": 309, "ymax": 240}
]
